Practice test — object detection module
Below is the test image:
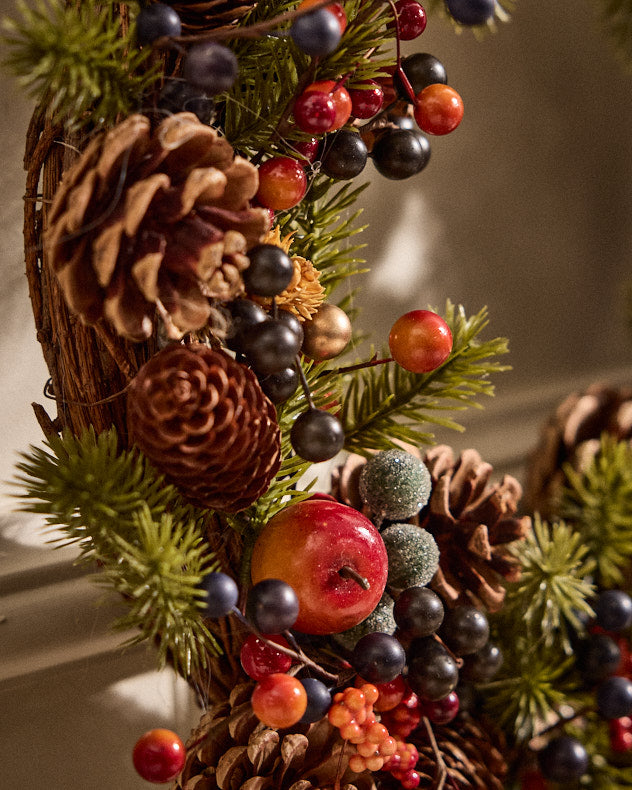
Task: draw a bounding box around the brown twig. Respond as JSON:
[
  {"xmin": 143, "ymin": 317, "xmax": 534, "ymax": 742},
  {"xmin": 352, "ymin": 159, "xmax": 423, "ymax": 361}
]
[
  {"xmin": 423, "ymin": 716, "xmax": 448, "ymax": 790},
  {"xmin": 331, "ymin": 353, "xmax": 394, "ymax": 375}
]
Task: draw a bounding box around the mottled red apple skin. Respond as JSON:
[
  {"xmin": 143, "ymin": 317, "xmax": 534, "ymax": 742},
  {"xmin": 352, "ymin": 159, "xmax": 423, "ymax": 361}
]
[{"xmin": 251, "ymin": 500, "xmax": 388, "ymax": 635}]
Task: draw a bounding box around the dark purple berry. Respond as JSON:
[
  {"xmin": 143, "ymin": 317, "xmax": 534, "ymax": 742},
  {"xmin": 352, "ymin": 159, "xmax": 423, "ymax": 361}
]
[
  {"xmin": 276, "ymin": 310, "xmax": 304, "ymax": 347},
  {"xmin": 394, "ymin": 53, "xmax": 447, "ymax": 100},
  {"xmin": 597, "ymin": 676, "xmax": 632, "ymax": 719},
  {"xmin": 244, "ymin": 244, "xmax": 294, "ymax": 297},
  {"xmin": 226, "ymin": 299, "xmax": 268, "ymax": 355},
  {"xmin": 290, "ymin": 409, "xmax": 345, "ymax": 462},
  {"xmin": 246, "ymin": 578, "xmax": 300, "ymax": 633},
  {"xmin": 136, "ymin": 3, "xmax": 182, "ymax": 45},
  {"xmin": 351, "ymin": 632, "xmax": 407, "ymax": 684},
  {"xmin": 321, "ymin": 130, "xmax": 368, "ymax": 180},
  {"xmin": 407, "ymin": 637, "xmax": 459, "ymax": 700},
  {"xmin": 445, "ymin": 0, "xmax": 496, "ymax": 26},
  {"xmin": 393, "ymin": 586, "xmax": 444, "ymax": 637},
  {"xmin": 201, "ymin": 571, "xmax": 239, "ymax": 618},
  {"xmin": 372, "ymin": 129, "xmax": 430, "ymax": 179},
  {"xmin": 259, "ymin": 366, "xmax": 299, "ymax": 404},
  {"xmin": 594, "ymin": 590, "xmax": 632, "ymax": 632},
  {"xmin": 578, "ymin": 633, "xmax": 622, "ymax": 683},
  {"xmin": 290, "ymin": 9, "xmax": 342, "ymax": 57},
  {"xmin": 158, "ymin": 80, "xmax": 215, "ymax": 124},
  {"xmin": 183, "ymin": 42, "xmax": 238, "ymax": 94},
  {"xmin": 537, "ymin": 736, "xmax": 589, "ymax": 783},
  {"xmin": 300, "ymin": 678, "xmax": 332, "ymax": 723},
  {"xmin": 242, "ymin": 320, "xmax": 301, "ymax": 374},
  {"xmin": 462, "ymin": 642, "xmax": 503, "ymax": 682},
  {"xmin": 440, "ymin": 605, "xmax": 489, "ymax": 656}
]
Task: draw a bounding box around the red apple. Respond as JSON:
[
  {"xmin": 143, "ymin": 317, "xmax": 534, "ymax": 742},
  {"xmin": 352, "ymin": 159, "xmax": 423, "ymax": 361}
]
[{"xmin": 250, "ymin": 500, "xmax": 388, "ymax": 635}]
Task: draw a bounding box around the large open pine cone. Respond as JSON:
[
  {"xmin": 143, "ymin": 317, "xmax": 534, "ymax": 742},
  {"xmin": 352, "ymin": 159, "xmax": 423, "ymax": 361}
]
[
  {"xmin": 524, "ymin": 382, "xmax": 632, "ymax": 518},
  {"xmin": 173, "ymin": 684, "xmax": 376, "ymax": 790},
  {"xmin": 127, "ymin": 343, "xmax": 281, "ymax": 511},
  {"xmin": 44, "ymin": 113, "xmax": 269, "ymax": 341},
  {"xmin": 418, "ymin": 445, "xmax": 531, "ymax": 612}
]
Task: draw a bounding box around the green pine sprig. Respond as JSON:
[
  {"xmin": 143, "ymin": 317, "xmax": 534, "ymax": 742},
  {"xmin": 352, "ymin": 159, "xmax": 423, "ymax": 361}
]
[
  {"xmin": 339, "ymin": 300, "xmax": 510, "ymax": 454},
  {"xmin": 14, "ymin": 427, "xmax": 221, "ymax": 675},
  {"xmin": 559, "ymin": 434, "xmax": 632, "ymax": 589},
  {"xmin": 504, "ymin": 515, "xmax": 595, "ymax": 652},
  {"xmin": 101, "ymin": 505, "xmax": 219, "ymax": 676},
  {"xmin": 2, "ymin": 0, "xmax": 158, "ymax": 128}
]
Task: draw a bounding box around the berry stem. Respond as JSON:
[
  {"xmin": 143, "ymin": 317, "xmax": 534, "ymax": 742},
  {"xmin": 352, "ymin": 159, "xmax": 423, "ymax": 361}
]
[
  {"xmin": 385, "ymin": 0, "xmax": 418, "ymax": 104},
  {"xmin": 338, "ymin": 565, "xmax": 371, "ymax": 590},
  {"xmin": 422, "ymin": 716, "xmax": 448, "ymax": 790},
  {"xmin": 330, "ymin": 353, "xmax": 394, "ymax": 375},
  {"xmin": 295, "ymin": 355, "xmax": 317, "ymax": 409}
]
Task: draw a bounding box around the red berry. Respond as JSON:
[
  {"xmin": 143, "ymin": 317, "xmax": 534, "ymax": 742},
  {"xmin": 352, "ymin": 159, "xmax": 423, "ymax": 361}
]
[
  {"xmin": 389, "ymin": 309, "xmax": 453, "ymax": 373},
  {"xmin": 251, "ymin": 672, "xmax": 308, "ymax": 728},
  {"xmin": 304, "ymin": 80, "xmax": 352, "ymax": 130},
  {"xmin": 294, "ymin": 90, "xmax": 336, "ymax": 134},
  {"xmin": 422, "ymin": 691, "xmax": 460, "ymax": 724},
  {"xmin": 372, "ymin": 675, "xmax": 407, "ymax": 711},
  {"xmin": 256, "ymin": 157, "xmax": 307, "ymax": 211},
  {"xmin": 292, "ymin": 136, "xmax": 320, "ymax": 162},
  {"xmin": 610, "ymin": 717, "xmax": 632, "ymax": 752},
  {"xmin": 349, "ymin": 80, "xmax": 385, "ymax": 119},
  {"xmin": 414, "ymin": 83, "xmax": 464, "ymax": 136},
  {"xmin": 520, "ymin": 770, "xmax": 548, "ymax": 790},
  {"xmin": 240, "ymin": 633, "xmax": 293, "ymax": 680},
  {"xmin": 401, "ymin": 769, "xmax": 421, "ymax": 789},
  {"xmin": 132, "ymin": 729, "xmax": 185, "ymax": 784},
  {"xmin": 394, "ymin": 0, "xmax": 427, "ymax": 40}
]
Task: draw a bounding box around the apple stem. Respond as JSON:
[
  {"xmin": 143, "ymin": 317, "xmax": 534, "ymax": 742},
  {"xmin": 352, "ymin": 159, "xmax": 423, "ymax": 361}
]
[{"xmin": 338, "ymin": 565, "xmax": 370, "ymax": 590}]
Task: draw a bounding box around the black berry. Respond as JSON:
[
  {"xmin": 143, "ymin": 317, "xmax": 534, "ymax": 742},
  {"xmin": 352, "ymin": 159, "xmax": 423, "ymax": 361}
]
[
  {"xmin": 594, "ymin": 590, "xmax": 632, "ymax": 632},
  {"xmin": 440, "ymin": 605, "xmax": 489, "ymax": 656},
  {"xmin": 276, "ymin": 310, "xmax": 304, "ymax": 346},
  {"xmin": 462, "ymin": 642, "xmax": 503, "ymax": 682},
  {"xmin": 201, "ymin": 571, "xmax": 239, "ymax": 618},
  {"xmin": 242, "ymin": 319, "xmax": 301, "ymax": 374},
  {"xmin": 394, "ymin": 53, "xmax": 447, "ymax": 100},
  {"xmin": 446, "ymin": 0, "xmax": 496, "ymax": 26},
  {"xmin": 183, "ymin": 42, "xmax": 239, "ymax": 94},
  {"xmin": 158, "ymin": 80, "xmax": 215, "ymax": 124},
  {"xmin": 351, "ymin": 632, "xmax": 407, "ymax": 684},
  {"xmin": 226, "ymin": 299, "xmax": 268, "ymax": 355},
  {"xmin": 300, "ymin": 678, "xmax": 333, "ymax": 723},
  {"xmin": 537, "ymin": 736, "xmax": 589, "ymax": 783},
  {"xmin": 259, "ymin": 366, "xmax": 299, "ymax": 404},
  {"xmin": 244, "ymin": 244, "xmax": 294, "ymax": 297},
  {"xmin": 136, "ymin": 3, "xmax": 182, "ymax": 45},
  {"xmin": 246, "ymin": 578, "xmax": 300, "ymax": 633},
  {"xmin": 393, "ymin": 586, "xmax": 444, "ymax": 637},
  {"xmin": 321, "ymin": 130, "xmax": 368, "ymax": 180},
  {"xmin": 290, "ymin": 409, "xmax": 345, "ymax": 462},
  {"xmin": 372, "ymin": 129, "xmax": 430, "ymax": 180},
  {"xmin": 597, "ymin": 675, "xmax": 632, "ymax": 719},
  {"xmin": 407, "ymin": 637, "xmax": 459, "ymax": 700},
  {"xmin": 290, "ymin": 9, "xmax": 342, "ymax": 57},
  {"xmin": 578, "ymin": 633, "xmax": 622, "ymax": 684}
]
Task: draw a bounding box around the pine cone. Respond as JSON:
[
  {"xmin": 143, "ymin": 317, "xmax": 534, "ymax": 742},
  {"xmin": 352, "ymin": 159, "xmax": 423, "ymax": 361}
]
[
  {"xmin": 407, "ymin": 716, "xmax": 508, "ymax": 790},
  {"xmin": 45, "ymin": 113, "xmax": 270, "ymax": 341},
  {"xmin": 127, "ymin": 343, "xmax": 281, "ymax": 511},
  {"xmin": 167, "ymin": 0, "xmax": 258, "ymax": 33},
  {"xmin": 173, "ymin": 684, "xmax": 377, "ymax": 790},
  {"xmin": 417, "ymin": 446, "xmax": 531, "ymax": 612},
  {"xmin": 524, "ymin": 382, "xmax": 632, "ymax": 518}
]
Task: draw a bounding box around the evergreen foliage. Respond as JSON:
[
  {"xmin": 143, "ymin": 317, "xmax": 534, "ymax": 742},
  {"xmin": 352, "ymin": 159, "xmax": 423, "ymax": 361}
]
[
  {"xmin": 559, "ymin": 435, "xmax": 632, "ymax": 589},
  {"xmin": 504, "ymin": 515, "xmax": 595, "ymax": 652},
  {"xmin": 14, "ymin": 428, "xmax": 220, "ymax": 675},
  {"xmin": 340, "ymin": 301, "xmax": 510, "ymax": 454},
  {"xmin": 1, "ymin": 0, "xmax": 157, "ymax": 128}
]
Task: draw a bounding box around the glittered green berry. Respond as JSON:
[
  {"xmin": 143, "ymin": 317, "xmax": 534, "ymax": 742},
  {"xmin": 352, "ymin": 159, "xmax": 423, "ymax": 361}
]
[
  {"xmin": 334, "ymin": 592, "xmax": 396, "ymax": 650},
  {"xmin": 382, "ymin": 523, "xmax": 439, "ymax": 589},
  {"xmin": 359, "ymin": 449, "xmax": 431, "ymax": 520}
]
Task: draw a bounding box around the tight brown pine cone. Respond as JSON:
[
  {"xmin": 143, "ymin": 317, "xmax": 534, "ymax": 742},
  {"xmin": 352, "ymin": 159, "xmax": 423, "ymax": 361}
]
[
  {"xmin": 127, "ymin": 343, "xmax": 281, "ymax": 512},
  {"xmin": 45, "ymin": 113, "xmax": 270, "ymax": 341}
]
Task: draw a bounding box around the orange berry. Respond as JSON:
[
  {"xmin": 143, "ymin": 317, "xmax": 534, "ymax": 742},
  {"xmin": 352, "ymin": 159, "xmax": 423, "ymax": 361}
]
[
  {"xmin": 340, "ymin": 722, "xmax": 363, "ymax": 741},
  {"xmin": 328, "ymin": 703, "xmax": 353, "ymax": 727},
  {"xmin": 344, "ymin": 687, "xmax": 366, "ymax": 711},
  {"xmin": 251, "ymin": 673, "xmax": 307, "ymax": 729},
  {"xmin": 366, "ymin": 722, "xmax": 389, "ymax": 743},
  {"xmin": 380, "ymin": 736, "xmax": 398, "ymax": 756},
  {"xmin": 357, "ymin": 740, "xmax": 380, "ymax": 758},
  {"xmin": 348, "ymin": 753, "xmax": 367, "ymax": 773},
  {"xmin": 364, "ymin": 710, "xmax": 377, "ymax": 727},
  {"xmin": 354, "ymin": 706, "xmax": 367, "ymax": 725},
  {"xmin": 361, "ymin": 684, "xmax": 380, "ymax": 705},
  {"xmin": 365, "ymin": 754, "xmax": 385, "ymax": 771}
]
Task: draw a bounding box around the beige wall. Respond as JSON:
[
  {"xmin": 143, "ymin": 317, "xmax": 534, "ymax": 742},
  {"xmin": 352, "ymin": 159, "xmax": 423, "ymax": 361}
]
[{"xmin": 1, "ymin": 1, "xmax": 631, "ymax": 787}]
